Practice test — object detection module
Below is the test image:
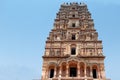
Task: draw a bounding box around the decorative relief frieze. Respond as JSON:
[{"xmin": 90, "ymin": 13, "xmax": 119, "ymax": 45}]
[{"xmin": 42, "ymin": 2, "xmax": 108, "ymax": 80}]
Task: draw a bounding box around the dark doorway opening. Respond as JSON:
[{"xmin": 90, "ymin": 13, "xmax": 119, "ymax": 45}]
[
  {"xmin": 71, "ymin": 48, "xmax": 76, "ymax": 55},
  {"xmin": 50, "ymin": 69, "xmax": 54, "ymax": 78},
  {"xmin": 72, "ymin": 34, "xmax": 76, "ymax": 40},
  {"xmin": 93, "ymin": 69, "xmax": 97, "ymax": 78},
  {"xmin": 72, "ymin": 23, "xmax": 76, "ymax": 27},
  {"xmin": 70, "ymin": 67, "xmax": 77, "ymax": 77},
  {"xmin": 72, "ymin": 14, "xmax": 75, "ymax": 17}
]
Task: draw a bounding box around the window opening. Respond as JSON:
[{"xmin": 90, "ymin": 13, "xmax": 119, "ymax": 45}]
[
  {"xmin": 71, "ymin": 48, "xmax": 76, "ymax": 55},
  {"xmin": 50, "ymin": 69, "xmax": 54, "ymax": 78},
  {"xmin": 70, "ymin": 67, "xmax": 77, "ymax": 77},
  {"xmin": 72, "ymin": 14, "xmax": 75, "ymax": 17},
  {"xmin": 93, "ymin": 69, "xmax": 97, "ymax": 78},
  {"xmin": 72, "ymin": 23, "xmax": 76, "ymax": 27},
  {"xmin": 72, "ymin": 7, "xmax": 75, "ymax": 10},
  {"xmin": 72, "ymin": 34, "xmax": 76, "ymax": 40}
]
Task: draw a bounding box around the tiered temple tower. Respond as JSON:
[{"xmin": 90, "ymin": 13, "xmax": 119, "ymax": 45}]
[{"xmin": 41, "ymin": 2, "xmax": 109, "ymax": 80}]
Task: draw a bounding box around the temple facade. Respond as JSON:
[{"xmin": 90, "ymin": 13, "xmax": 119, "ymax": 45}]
[{"xmin": 41, "ymin": 2, "xmax": 109, "ymax": 80}]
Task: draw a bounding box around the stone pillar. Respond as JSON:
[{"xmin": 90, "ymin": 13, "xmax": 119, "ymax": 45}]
[
  {"xmin": 98, "ymin": 70, "xmax": 100, "ymax": 79},
  {"xmin": 97, "ymin": 65, "xmax": 100, "ymax": 79},
  {"xmin": 90, "ymin": 66, "xmax": 93, "ymax": 78},
  {"xmin": 99, "ymin": 65, "xmax": 102, "ymax": 79},
  {"xmin": 41, "ymin": 68, "xmax": 46, "ymax": 80},
  {"xmin": 100, "ymin": 64, "xmax": 106, "ymax": 79},
  {"xmin": 54, "ymin": 67, "xmax": 57, "ymax": 78},
  {"xmin": 45, "ymin": 69, "xmax": 49, "ymax": 79},
  {"xmin": 66, "ymin": 63, "xmax": 69, "ymax": 77},
  {"xmin": 84, "ymin": 64, "xmax": 87, "ymax": 78},
  {"xmin": 85, "ymin": 48, "xmax": 87, "ymax": 56},
  {"xmin": 59, "ymin": 66, "xmax": 62, "ymax": 77},
  {"xmin": 77, "ymin": 63, "xmax": 80, "ymax": 77}
]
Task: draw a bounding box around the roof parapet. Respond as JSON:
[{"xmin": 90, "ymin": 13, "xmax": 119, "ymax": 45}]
[{"xmin": 61, "ymin": 2, "xmax": 86, "ymax": 6}]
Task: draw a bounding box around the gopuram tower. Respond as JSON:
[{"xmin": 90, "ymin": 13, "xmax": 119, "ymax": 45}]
[{"xmin": 41, "ymin": 2, "xmax": 109, "ymax": 80}]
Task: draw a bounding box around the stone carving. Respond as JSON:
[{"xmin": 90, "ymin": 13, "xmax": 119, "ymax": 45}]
[
  {"xmin": 42, "ymin": 2, "xmax": 108, "ymax": 80},
  {"xmin": 62, "ymin": 32, "xmax": 66, "ymax": 40},
  {"xmin": 100, "ymin": 64, "xmax": 105, "ymax": 71},
  {"xmin": 56, "ymin": 50, "xmax": 61, "ymax": 56},
  {"xmin": 76, "ymin": 33, "xmax": 79, "ymax": 40},
  {"xmin": 68, "ymin": 33, "xmax": 71, "ymax": 40},
  {"xmin": 50, "ymin": 49, "xmax": 55, "ymax": 56}
]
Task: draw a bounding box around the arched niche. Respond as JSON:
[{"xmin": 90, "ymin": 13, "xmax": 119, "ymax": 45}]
[
  {"xmin": 61, "ymin": 62, "xmax": 67, "ymax": 77},
  {"xmin": 86, "ymin": 66, "xmax": 90, "ymax": 77},
  {"xmin": 68, "ymin": 60, "xmax": 78, "ymax": 77},
  {"xmin": 48, "ymin": 62, "xmax": 57, "ymax": 78},
  {"xmin": 80, "ymin": 62, "xmax": 85, "ymax": 77},
  {"xmin": 92, "ymin": 65, "xmax": 98, "ymax": 79}
]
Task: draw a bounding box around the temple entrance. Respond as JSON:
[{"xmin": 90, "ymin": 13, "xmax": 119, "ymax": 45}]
[
  {"xmin": 70, "ymin": 67, "xmax": 77, "ymax": 77},
  {"xmin": 93, "ymin": 69, "xmax": 97, "ymax": 78},
  {"xmin": 50, "ymin": 69, "xmax": 54, "ymax": 78}
]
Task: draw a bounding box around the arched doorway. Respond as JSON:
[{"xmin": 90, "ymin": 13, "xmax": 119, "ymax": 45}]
[
  {"xmin": 68, "ymin": 61, "xmax": 77, "ymax": 77},
  {"xmin": 92, "ymin": 65, "xmax": 98, "ymax": 78},
  {"xmin": 49, "ymin": 65, "xmax": 55, "ymax": 78}
]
